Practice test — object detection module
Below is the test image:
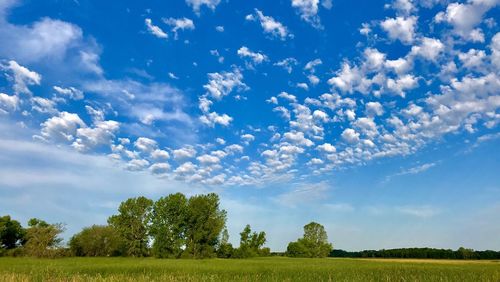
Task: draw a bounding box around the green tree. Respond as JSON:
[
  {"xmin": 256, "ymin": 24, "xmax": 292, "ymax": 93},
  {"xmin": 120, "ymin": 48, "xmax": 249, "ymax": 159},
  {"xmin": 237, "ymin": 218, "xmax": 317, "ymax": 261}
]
[
  {"xmin": 184, "ymin": 193, "xmax": 226, "ymax": 258},
  {"xmin": 24, "ymin": 218, "xmax": 64, "ymax": 258},
  {"xmin": 0, "ymin": 215, "xmax": 25, "ymax": 250},
  {"xmin": 286, "ymin": 222, "xmax": 332, "ymax": 258},
  {"xmin": 150, "ymin": 193, "xmax": 188, "ymax": 258},
  {"xmin": 236, "ymin": 224, "xmax": 267, "ymax": 258},
  {"xmin": 216, "ymin": 228, "xmax": 234, "ymax": 258},
  {"xmin": 69, "ymin": 225, "xmax": 125, "ymax": 257},
  {"xmin": 108, "ymin": 196, "xmax": 153, "ymax": 257}
]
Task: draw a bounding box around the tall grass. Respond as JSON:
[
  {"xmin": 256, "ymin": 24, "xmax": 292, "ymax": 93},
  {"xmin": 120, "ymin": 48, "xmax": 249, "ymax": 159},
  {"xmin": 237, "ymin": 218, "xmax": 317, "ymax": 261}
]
[{"xmin": 0, "ymin": 257, "xmax": 499, "ymax": 281}]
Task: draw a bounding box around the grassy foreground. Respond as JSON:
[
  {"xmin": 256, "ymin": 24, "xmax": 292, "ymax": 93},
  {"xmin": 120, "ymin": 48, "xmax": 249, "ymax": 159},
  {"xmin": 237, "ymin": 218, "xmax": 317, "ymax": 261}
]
[{"xmin": 0, "ymin": 257, "xmax": 499, "ymax": 281}]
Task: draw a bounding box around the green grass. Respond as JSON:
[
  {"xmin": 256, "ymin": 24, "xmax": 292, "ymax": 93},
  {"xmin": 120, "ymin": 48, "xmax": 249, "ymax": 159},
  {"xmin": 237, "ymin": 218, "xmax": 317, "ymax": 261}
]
[{"xmin": 0, "ymin": 257, "xmax": 499, "ymax": 281}]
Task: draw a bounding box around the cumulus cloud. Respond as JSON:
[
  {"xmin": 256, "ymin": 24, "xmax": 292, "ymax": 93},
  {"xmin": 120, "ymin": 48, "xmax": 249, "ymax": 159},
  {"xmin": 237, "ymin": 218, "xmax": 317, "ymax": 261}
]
[
  {"xmin": 237, "ymin": 46, "xmax": 268, "ymax": 65},
  {"xmin": 163, "ymin": 17, "xmax": 195, "ymax": 39},
  {"xmin": 291, "ymin": 0, "xmax": 322, "ymax": 29},
  {"xmin": 247, "ymin": 9, "xmax": 292, "ymax": 40},
  {"xmin": 145, "ymin": 18, "xmax": 168, "ymax": 39},
  {"xmin": 53, "ymin": 86, "xmax": 84, "ymax": 100},
  {"xmin": 435, "ymin": 0, "xmax": 499, "ymax": 42},
  {"xmin": 72, "ymin": 120, "xmax": 120, "ymax": 152},
  {"xmin": 134, "ymin": 137, "xmax": 158, "ymax": 154},
  {"xmin": 274, "ymin": 57, "xmax": 298, "ymax": 73},
  {"xmin": 341, "ymin": 128, "xmax": 360, "ymax": 143},
  {"xmin": 0, "ymin": 92, "xmax": 19, "ymax": 114},
  {"xmin": 185, "ymin": 0, "xmax": 221, "ymax": 15},
  {"xmin": 2, "ymin": 60, "xmax": 41, "ymax": 94},
  {"xmin": 38, "ymin": 112, "xmax": 86, "ymax": 142},
  {"xmin": 203, "ymin": 69, "xmax": 248, "ymax": 100},
  {"xmin": 381, "ymin": 16, "xmax": 417, "ymax": 44}
]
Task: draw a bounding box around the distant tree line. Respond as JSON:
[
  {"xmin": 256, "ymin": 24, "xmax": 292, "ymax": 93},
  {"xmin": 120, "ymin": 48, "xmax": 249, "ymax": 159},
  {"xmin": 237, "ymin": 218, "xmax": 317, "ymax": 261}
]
[
  {"xmin": 1, "ymin": 193, "xmax": 498, "ymax": 259},
  {"xmin": 330, "ymin": 247, "xmax": 500, "ymax": 260}
]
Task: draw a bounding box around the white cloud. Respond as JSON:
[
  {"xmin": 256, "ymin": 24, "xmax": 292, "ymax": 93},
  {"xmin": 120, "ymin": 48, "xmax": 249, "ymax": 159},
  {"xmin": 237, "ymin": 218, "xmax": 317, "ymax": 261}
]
[
  {"xmin": 491, "ymin": 32, "xmax": 500, "ymax": 70},
  {"xmin": 150, "ymin": 163, "xmax": 171, "ymax": 175},
  {"xmin": 0, "ymin": 92, "xmax": 19, "ymax": 114},
  {"xmin": 237, "ymin": 46, "xmax": 268, "ymax": 65},
  {"xmin": 145, "ymin": 18, "xmax": 168, "ymax": 39},
  {"xmin": 380, "ymin": 16, "xmax": 417, "ymax": 44},
  {"xmin": 185, "ymin": 0, "xmax": 221, "ymax": 14},
  {"xmin": 283, "ymin": 131, "xmax": 314, "ymax": 147},
  {"xmin": 273, "ymin": 106, "xmax": 291, "ymax": 120},
  {"xmin": 247, "ymin": 9, "xmax": 291, "ymax": 40},
  {"xmin": 241, "ymin": 133, "xmax": 255, "ymax": 144},
  {"xmin": 0, "ymin": 17, "xmax": 83, "ymax": 64},
  {"xmin": 410, "ymin": 37, "xmax": 444, "ymax": 61},
  {"xmin": 173, "ymin": 146, "xmax": 197, "ymax": 160},
  {"xmin": 365, "ymin": 102, "xmax": 384, "ymax": 116},
  {"xmin": 317, "ymin": 143, "xmax": 336, "ymax": 153},
  {"xmin": 215, "ymin": 25, "xmax": 224, "ymax": 32},
  {"xmin": 53, "ymin": 86, "xmax": 84, "ymax": 100},
  {"xmin": 278, "ymin": 91, "xmax": 297, "ymax": 103},
  {"xmin": 396, "ymin": 205, "xmax": 440, "ymax": 218},
  {"xmin": 196, "ymin": 154, "xmax": 220, "ymax": 165},
  {"xmin": 199, "ymin": 111, "xmax": 233, "ymax": 127},
  {"xmin": 203, "ymin": 69, "xmax": 248, "ymax": 100},
  {"xmin": 304, "ymin": 58, "xmax": 322, "ymax": 72},
  {"xmin": 274, "ymin": 57, "xmax": 298, "ymax": 73},
  {"xmin": 151, "ymin": 149, "xmax": 170, "ymax": 160},
  {"xmin": 297, "ymin": 82, "xmax": 309, "ymax": 91},
  {"xmin": 72, "ymin": 120, "xmax": 119, "ymax": 152},
  {"xmin": 341, "ymin": 128, "xmax": 360, "ymax": 143},
  {"xmin": 38, "ymin": 112, "xmax": 86, "ymax": 142},
  {"xmin": 134, "ymin": 137, "xmax": 158, "ymax": 154},
  {"xmin": 126, "ymin": 159, "xmax": 150, "ymax": 171},
  {"xmin": 435, "ymin": 0, "xmax": 499, "ymax": 42},
  {"xmin": 2, "ymin": 60, "xmax": 41, "ymax": 94},
  {"xmin": 163, "ymin": 17, "xmax": 195, "ymax": 39},
  {"xmin": 31, "ymin": 97, "xmax": 57, "ymax": 114},
  {"xmin": 308, "ymin": 74, "xmax": 320, "ymax": 85},
  {"xmin": 291, "ymin": 0, "xmax": 322, "ymax": 29}
]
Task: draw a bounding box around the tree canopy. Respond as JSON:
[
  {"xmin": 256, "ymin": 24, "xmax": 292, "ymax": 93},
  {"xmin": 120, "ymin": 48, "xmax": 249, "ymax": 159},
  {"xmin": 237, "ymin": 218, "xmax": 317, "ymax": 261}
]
[{"xmin": 286, "ymin": 222, "xmax": 332, "ymax": 258}]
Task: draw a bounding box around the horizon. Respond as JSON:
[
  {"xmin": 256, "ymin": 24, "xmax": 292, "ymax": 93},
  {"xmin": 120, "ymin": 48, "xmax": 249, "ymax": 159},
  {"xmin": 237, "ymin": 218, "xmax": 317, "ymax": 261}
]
[{"xmin": 0, "ymin": 0, "xmax": 499, "ymax": 253}]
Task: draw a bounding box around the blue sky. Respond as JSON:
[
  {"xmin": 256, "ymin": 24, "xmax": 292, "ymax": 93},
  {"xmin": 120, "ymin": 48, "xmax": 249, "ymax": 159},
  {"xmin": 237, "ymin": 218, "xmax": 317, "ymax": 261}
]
[{"xmin": 0, "ymin": 0, "xmax": 499, "ymax": 251}]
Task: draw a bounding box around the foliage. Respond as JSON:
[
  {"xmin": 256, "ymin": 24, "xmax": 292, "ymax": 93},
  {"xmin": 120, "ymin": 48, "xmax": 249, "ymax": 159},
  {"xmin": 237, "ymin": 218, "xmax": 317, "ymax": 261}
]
[
  {"xmin": 23, "ymin": 218, "xmax": 64, "ymax": 258},
  {"xmin": 108, "ymin": 196, "xmax": 153, "ymax": 257},
  {"xmin": 330, "ymin": 247, "xmax": 500, "ymax": 260},
  {"xmin": 234, "ymin": 224, "xmax": 268, "ymax": 258},
  {"xmin": 286, "ymin": 222, "xmax": 332, "ymax": 258},
  {"xmin": 149, "ymin": 193, "xmax": 188, "ymax": 258},
  {"xmin": 183, "ymin": 193, "xmax": 227, "ymax": 259},
  {"xmin": 69, "ymin": 225, "xmax": 125, "ymax": 257},
  {"xmin": 0, "ymin": 215, "xmax": 25, "ymax": 250},
  {"xmin": 216, "ymin": 228, "xmax": 234, "ymax": 258}
]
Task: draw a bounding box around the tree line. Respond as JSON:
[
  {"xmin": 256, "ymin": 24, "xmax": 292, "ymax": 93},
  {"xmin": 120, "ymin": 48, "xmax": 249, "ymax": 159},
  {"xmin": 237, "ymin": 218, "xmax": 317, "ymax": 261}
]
[
  {"xmin": 0, "ymin": 192, "xmax": 331, "ymax": 259},
  {"xmin": 2, "ymin": 192, "xmax": 498, "ymax": 260},
  {"xmin": 330, "ymin": 247, "xmax": 500, "ymax": 260}
]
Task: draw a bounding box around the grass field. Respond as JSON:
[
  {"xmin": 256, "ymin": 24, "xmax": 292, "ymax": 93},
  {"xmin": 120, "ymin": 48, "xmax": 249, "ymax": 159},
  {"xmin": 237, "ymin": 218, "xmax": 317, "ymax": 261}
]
[{"xmin": 0, "ymin": 257, "xmax": 499, "ymax": 281}]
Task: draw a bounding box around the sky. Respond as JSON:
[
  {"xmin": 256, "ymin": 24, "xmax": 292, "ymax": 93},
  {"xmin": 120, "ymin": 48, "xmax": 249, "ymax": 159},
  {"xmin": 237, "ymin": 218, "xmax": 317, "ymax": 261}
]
[{"xmin": 0, "ymin": 0, "xmax": 499, "ymax": 252}]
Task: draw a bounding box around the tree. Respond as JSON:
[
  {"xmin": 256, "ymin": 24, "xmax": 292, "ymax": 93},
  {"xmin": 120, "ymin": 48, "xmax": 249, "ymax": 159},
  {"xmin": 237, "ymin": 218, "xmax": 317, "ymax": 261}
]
[
  {"xmin": 0, "ymin": 215, "xmax": 25, "ymax": 250},
  {"xmin": 150, "ymin": 193, "xmax": 188, "ymax": 258},
  {"xmin": 216, "ymin": 228, "xmax": 234, "ymax": 258},
  {"xmin": 24, "ymin": 218, "xmax": 64, "ymax": 258},
  {"xmin": 184, "ymin": 193, "xmax": 226, "ymax": 258},
  {"xmin": 108, "ymin": 196, "xmax": 153, "ymax": 257},
  {"xmin": 235, "ymin": 224, "xmax": 267, "ymax": 258},
  {"xmin": 286, "ymin": 222, "xmax": 332, "ymax": 258},
  {"xmin": 69, "ymin": 225, "xmax": 125, "ymax": 257}
]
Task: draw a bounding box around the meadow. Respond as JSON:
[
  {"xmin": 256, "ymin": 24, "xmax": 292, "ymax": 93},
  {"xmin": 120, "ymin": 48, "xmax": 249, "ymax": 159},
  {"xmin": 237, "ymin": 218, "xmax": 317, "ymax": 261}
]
[{"xmin": 0, "ymin": 257, "xmax": 499, "ymax": 281}]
